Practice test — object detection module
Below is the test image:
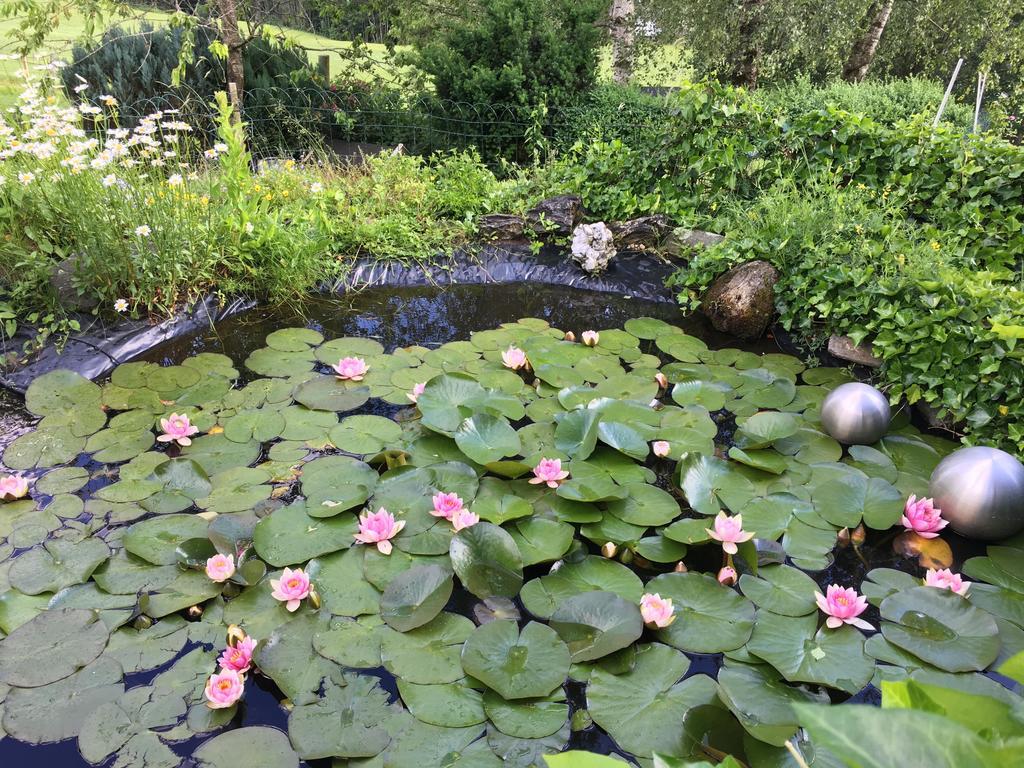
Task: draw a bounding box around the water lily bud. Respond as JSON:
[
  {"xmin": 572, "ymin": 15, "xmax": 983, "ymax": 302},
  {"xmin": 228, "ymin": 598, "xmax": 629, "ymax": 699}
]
[
  {"xmin": 187, "ymin": 605, "xmax": 204, "ymax": 620},
  {"xmin": 308, "ymin": 587, "xmax": 322, "ymax": 610},
  {"xmin": 226, "ymin": 624, "xmax": 247, "ymax": 648},
  {"xmin": 133, "ymin": 615, "xmax": 154, "ymax": 631},
  {"xmin": 601, "ymin": 541, "xmax": 618, "ymax": 558},
  {"xmin": 717, "ymin": 566, "xmax": 738, "ymax": 586},
  {"xmin": 654, "ymin": 372, "xmax": 668, "ymax": 389},
  {"xmin": 649, "ymin": 399, "xmax": 663, "ymax": 411},
  {"xmin": 564, "ymin": 331, "xmax": 576, "ymax": 342},
  {"xmin": 851, "ymin": 524, "xmax": 866, "ymax": 546},
  {"xmin": 837, "ymin": 527, "xmax": 851, "ymax": 547},
  {"xmin": 581, "ymin": 330, "xmax": 599, "ymax": 347},
  {"xmin": 673, "ymin": 560, "xmax": 688, "ymax": 573},
  {"xmin": 618, "ymin": 548, "xmax": 633, "ymax": 565},
  {"xmin": 280, "ymin": 698, "xmax": 294, "ymax": 712}
]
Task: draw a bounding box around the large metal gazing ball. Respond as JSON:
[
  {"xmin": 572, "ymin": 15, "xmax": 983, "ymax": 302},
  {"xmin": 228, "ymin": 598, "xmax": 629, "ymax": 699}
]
[
  {"xmin": 929, "ymin": 446, "xmax": 1024, "ymax": 540},
  {"xmin": 820, "ymin": 382, "xmax": 891, "ymax": 445}
]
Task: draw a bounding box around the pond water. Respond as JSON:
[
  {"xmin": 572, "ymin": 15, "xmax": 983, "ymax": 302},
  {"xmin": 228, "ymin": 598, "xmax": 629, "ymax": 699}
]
[{"xmin": 0, "ymin": 283, "xmax": 1007, "ymax": 768}]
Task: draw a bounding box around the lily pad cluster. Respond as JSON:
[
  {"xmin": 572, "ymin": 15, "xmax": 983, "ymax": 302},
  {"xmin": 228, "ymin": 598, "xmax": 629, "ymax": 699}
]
[{"xmin": 1, "ymin": 316, "xmax": 1022, "ymax": 767}]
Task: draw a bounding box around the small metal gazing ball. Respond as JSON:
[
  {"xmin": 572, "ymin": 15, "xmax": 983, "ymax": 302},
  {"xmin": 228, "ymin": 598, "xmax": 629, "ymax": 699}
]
[
  {"xmin": 820, "ymin": 382, "xmax": 892, "ymax": 445},
  {"xmin": 929, "ymin": 446, "xmax": 1024, "ymax": 540}
]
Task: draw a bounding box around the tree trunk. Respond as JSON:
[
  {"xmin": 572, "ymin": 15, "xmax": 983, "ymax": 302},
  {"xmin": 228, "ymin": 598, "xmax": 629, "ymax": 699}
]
[
  {"xmin": 842, "ymin": 0, "xmax": 895, "ymax": 82},
  {"xmin": 728, "ymin": 0, "xmax": 767, "ymax": 89},
  {"xmin": 608, "ymin": 0, "xmax": 635, "ymax": 85},
  {"xmin": 216, "ymin": 0, "xmax": 245, "ymax": 120}
]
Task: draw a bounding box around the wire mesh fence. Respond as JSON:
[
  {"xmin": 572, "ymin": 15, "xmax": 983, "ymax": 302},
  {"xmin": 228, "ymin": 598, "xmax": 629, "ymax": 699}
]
[{"xmin": 108, "ymin": 84, "xmax": 672, "ymax": 164}]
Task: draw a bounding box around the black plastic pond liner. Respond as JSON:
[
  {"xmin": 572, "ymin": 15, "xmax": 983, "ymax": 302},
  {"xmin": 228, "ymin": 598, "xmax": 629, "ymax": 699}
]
[
  {"xmin": 0, "ymin": 244, "xmax": 680, "ymax": 394},
  {"xmin": 331, "ymin": 243, "xmax": 681, "ymax": 304}
]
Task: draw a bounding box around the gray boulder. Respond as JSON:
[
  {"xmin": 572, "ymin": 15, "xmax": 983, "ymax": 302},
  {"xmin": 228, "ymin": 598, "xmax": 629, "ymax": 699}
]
[
  {"xmin": 827, "ymin": 334, "xmax": 882, "ymax": 368},
  {"xmin": 478, "ymin": 213, "xmax": 526, "ymax": 241},
  {"xmin": 609, "ymin": 215, "xmax": 674, "ymax": 249},
  {"xmin": 525, "ymin": 195, "xmax": 583, "ymax": 236},
  {"xmin": 702, "ymin": 261, "xmax": 779, "ymax": 339}
]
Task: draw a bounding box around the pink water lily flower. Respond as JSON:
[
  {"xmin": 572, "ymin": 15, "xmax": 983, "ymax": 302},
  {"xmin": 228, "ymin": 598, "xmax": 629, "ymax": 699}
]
[
  {"xmin": 353, "ymin": 507, "xmax": 405, "ymax": 555},
  {"xmin": 529, "ymin": 458, "xmax": 569, "ymax": 488},
  {"xmin": 270, "ymin": 567, "xmax": 312, "ymax": 611},
  {"xmin": 204, "ymin": 668, "xmax": 245, "ymax": 709},
  {"xmin": 502, "ymin": 345, "xmax": 528, "ymax": 370},
  {"xmin": 218, "ymin": 636, "xmax": 256, "ymax": 673},
  {"xmin": 158, "ymin": 412, "xmax": 199, "ymax": 446},
  {"xmin": 717, "ymin": 566, "xmax": 738, "ymax": 586},
  {"xmin": 452, "ymin": 508, "xmax": 480, "ymax": 532},
  {"xmin": 652, "ymin": 440, "xmax": 671, "ymax": 458},
  {"xmin": 333, "ymin": 356, "xmax": 368, "ymax": 381},
  {"xmin": 407, "ymin": 382, "xmax": 426, "ymax": 403},
  {"xmin": 706, "ymin": 512, "xmax": 754, "ymax": 555},
  {"xmin": 0, "ymin": 473, "xmax": 29, "ymax": 501},
  {"xmin": 431, "ymin": 492, "xmax": 464, "ymax": 520},
  {"xmin": 901, "ymin": 495, "xmax": 947, "ymax": 538},
  {"xmin": 815, "ymin": 584, "xmax": 873, "ymax": 631},
  {"xmin": 581, "ymin": 330, "xmax": 599, "ymax": 347},
  {"xmin": 640, "ymin": 592, "xmax": 676, "ymax": 628},
  {"xmin": 205, "ymin": 553, "xmax": 236, "ymax": 583},
  {"xmin": 924, "ymin": 568, "xmax": 971, "ymax": 596}
]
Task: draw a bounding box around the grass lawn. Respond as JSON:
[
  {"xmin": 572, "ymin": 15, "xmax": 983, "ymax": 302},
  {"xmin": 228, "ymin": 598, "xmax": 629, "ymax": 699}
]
[{"xmin": 0, "ymin": 7, "xmax": 690, "ymax": 104}]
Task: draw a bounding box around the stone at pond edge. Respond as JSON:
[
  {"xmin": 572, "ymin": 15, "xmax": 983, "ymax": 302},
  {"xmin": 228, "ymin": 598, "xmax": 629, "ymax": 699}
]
[
  {"xmin": 666, "ymin": 228, "xmax": 726, "ymax": 256},
  {"xmin": 49, "ymin": 255, "xmax": 99, "ymax": 311},
  {"xmin": 827, "ymin": 335, "xmax": 882, "ymax": 368},
  {"xmin": 702, "ymin": 260, "xmax": 780, "ymax": 340},
  {"xmin": 525, "ymin": 195, "xmax": 583, "ymax": 237},
  {"xmin": 478, "ymin": 213, "xmax": 527, "ymax": 241},
  {"xmin": 609, "ymin": 215, "xmax": 674, "ymax": 249}
]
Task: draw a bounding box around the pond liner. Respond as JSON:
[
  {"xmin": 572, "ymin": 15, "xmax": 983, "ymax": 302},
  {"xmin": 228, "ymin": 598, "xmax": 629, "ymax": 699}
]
[{"xmin": 0, "ymin": 243, "xmax": 679, "ymax": 394}]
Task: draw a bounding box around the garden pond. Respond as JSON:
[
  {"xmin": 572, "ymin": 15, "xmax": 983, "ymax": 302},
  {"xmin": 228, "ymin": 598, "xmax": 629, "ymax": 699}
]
[{"xmin": 0, "ymin": 283, "xmax": 1021, "ymax": 768}]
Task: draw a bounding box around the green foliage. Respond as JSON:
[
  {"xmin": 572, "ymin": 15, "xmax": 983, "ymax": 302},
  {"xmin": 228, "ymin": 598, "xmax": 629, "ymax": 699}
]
[{"xmin": 669, "ymin": 176, "xmax": 1024, "ymax": 452}]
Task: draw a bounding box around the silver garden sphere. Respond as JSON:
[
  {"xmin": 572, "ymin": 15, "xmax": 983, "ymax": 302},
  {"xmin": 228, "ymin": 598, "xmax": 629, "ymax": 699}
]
[
  {"xmin": 929, "ymin": 446, "xmax": 1024, "ymax": 540},
  {"xmin": 820, "ymin": 382, "xmax": 891, "ymax": 445}
]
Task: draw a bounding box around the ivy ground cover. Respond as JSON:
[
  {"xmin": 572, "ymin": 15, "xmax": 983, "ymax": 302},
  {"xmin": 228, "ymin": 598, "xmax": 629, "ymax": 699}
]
[{"xmin": 1, "ymin": 311, "xmax": 1023, "ymax": 767}]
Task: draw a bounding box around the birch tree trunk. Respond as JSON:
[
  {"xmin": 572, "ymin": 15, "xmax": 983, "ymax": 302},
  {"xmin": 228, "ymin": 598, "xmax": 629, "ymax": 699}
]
[
  {"xmin": 842, "ymin": 0, "xmax": 895, "ymax": 82},
  {"xmin": 609, "ymin": 0, "xmax": 635, "ymax": 85},
  {"xmin": 217, "ymin": 0, "xmax": 245, "ymax": 120}
]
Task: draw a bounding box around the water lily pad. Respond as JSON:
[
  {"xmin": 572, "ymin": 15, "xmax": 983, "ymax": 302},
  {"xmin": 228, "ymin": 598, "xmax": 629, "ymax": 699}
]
[
  {"xmin": 2, "ymin": 655, "xmax": 123, "ymax": 744},
  {"xmin": 313, "ymin": 617, "xmax": 383, "ymax": 668},
  {"xmin": 398, "ymin": 679, "xmax": 486, "ymax": 728},
  {"xmin": 482, "ymin": 689, "xmax": 568, "ymax": 739},
  {"xmin": 460, "ymin": 620, "xmax": 569, "ymax": 700},
  {"xmin": 646, "ymin": 572, "xmax": 755, "ymax": 653},
  {"xmin": 288, "ymin": 675, "xmax": 398, "ymax": 760},
  {"xmin": 588, "ymin": 642, "xmax": 719, "ymax": 759},
  {"xmin": 381, "ymin": 564, "xmax": 454, "ymax": 632},
  {"xmin": 449, "ymin": 522, "xmax": 524, "ymax": 599},
  {"xmin": 0, "ymin": 607, "xmax": 110, "ymax": 687},
  {"xmin": 35, "ymin": 467, "xmax": 89, "ymax": 495},
  {"xmin": 811, "ymin": 473, "xmax": 903, "ymax": 529},
  {"xmin": 521, "ymin": 557, "xmax": 643, "ymax": 620},
  {"xmin": 329, "ymin": 415, "xmax": 402, "ymax": 454},
  {"xmin": 256, "ymin": 612, "xmax": 334, "ymax": 705},
  {"xmin": 739, "ymin": 565, "xmax": 818, "ymax": 616},
  {"xmin": 193, "ymin": 726, "xmax": 300, "ymax": 768},
  {"xmin": 507, "ymin": 518, "xmax": 574, "ymax": 566},
  {"xmin": 605, "ymin": 484, "xmax": 681, "ymax": 526},
  {"xmin": 678, "ymin": 455, "xmax": 755, "ymax": 516},
  {"xmin": 25, "ymin": 370, "xmax": 102, "ymax": 417},
  {"xmin": 124, "ymin": 514, "xmax": 210, "ymax": 565},
  {"xmin": 880, "ymin": 586, "xmax": 1000, "ymax": 673},
  {"xmin": 455, "ymin": 414, "xmax": 521, "ymax": 464},
  {"xmin": 381, "ymin": 612, "xmax": 475, "ymax": 684},
  {"xmin": 717, "ymin": 661, "xmax": 829, "ymax": 747},
  {"xmin": 308, "ymin": 547, "xmax": 381, "ymax": 617},
  {"xmin": 3, "ymin": 427, "xmax": 86, "ymax": 470},
  {"xmin": 302, "ymin": 455, "xmax": 378, "ymax": 516},
  {"xmin": 8, "ymin": 537, "xmax": 110, "ymax": 595},
  {"xmin": 183, "ymin": 434, "xmax": 261, "ymax": 475},
  {"xmin": 746, "ymin": 611, "xmax": 873, "ymax": 694},
  {"xmin": 254, "ymin": 500, "xmax": 357, "ymax": 566},
  {"xmin": 548, "ymin": 591, "xmax": 643, "ymax": 662}
]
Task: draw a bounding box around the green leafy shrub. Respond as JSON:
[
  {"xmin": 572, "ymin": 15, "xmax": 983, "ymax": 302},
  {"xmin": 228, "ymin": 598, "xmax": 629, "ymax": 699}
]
[{"xmin": 669, "ymin": 177, "xmax": 1024, "ymax": 451}]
